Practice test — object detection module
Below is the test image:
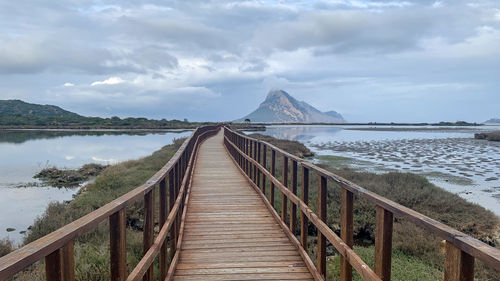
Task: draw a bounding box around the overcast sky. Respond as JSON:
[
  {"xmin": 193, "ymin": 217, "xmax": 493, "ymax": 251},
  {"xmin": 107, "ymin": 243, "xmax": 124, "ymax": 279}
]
[{"xmin": 1, "ymin": 0, "xmax": 499, "ymax": 122}]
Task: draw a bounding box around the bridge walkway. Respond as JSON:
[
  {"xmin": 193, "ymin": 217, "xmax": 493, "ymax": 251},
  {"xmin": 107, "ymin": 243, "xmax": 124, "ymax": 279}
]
[{"xmin": 173, "ymin": 130, "xmax": 314, "ymax": 280}]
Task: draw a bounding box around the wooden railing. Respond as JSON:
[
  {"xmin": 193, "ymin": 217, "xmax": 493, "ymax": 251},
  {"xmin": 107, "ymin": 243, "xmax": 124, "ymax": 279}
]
[
  {"xmin": 0, "ymin": 125, "xmax": 221, "ymax": 281},
  {"xmin": 223, "ymin": 126, "xmax": 500, "ymax": 281}
]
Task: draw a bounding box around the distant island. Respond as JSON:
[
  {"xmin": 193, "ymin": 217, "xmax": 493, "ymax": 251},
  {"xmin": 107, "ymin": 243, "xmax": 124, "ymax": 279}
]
[
  {"xmin": 485, "ymin": 118, "xmax": 500, "ymax": 124},
  {"xmin": 0, "ymin": 100, "xmax": 210, "ymax": 129},
  {"xmin": 237, "ymin": 90, "xmax": 346, "ymax": 123}
]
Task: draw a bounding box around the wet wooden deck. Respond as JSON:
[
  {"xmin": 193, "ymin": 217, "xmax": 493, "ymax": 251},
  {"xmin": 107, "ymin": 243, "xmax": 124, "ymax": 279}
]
[{"xmin": 173, "ymin": 130, "xmax": 314, "ymax": 280}]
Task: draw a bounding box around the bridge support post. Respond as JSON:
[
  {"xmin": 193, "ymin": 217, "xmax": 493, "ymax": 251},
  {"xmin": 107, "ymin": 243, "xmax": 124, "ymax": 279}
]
[
  {"xmin": 261, "ymin": 144, "xmax": 267, "ymax": 195},
  {"xmin": 317, "ymin": 175, "xmax": 327, "ymax": 278},
  {"xmin": 270, "ymin": 150, "xmax": 276, "ymax": 207},
  {"xmin": 290, "ymin": 160, "xmax": 297, "ymax": 234},
  {"xmin": 169, "ymin": 169, "xmax": 176, "ymax": 262},
  {"xmin": 281, "ymin": 155, "xmax": 288, "ymax": 223},
  {"xmin": 110, "ymin": 209, "xmax": 127, "ymax": 281},
  {"xmin": 444, "ymin": 242, "xmax": 474, "ymax": 281},
  {"xmin": 341, "ymin": 189, "xmax": 354, "ymax": 281},
  {"xmin": 257, "ymin": 142, "xmax": 261, "ymax": 188},
  {"xmin": 374, "ymin": 206, "xmax": 393, "ymax": 281},
  {"xmin": 300, "ymin": 167, "xmax": 309, "ymax": 250},
  {"xmin": 159, "ymin": 179, "xmax": 168, "ymax": 280},
  {"xmin": 143, "ymin": 189, "xmax": 155, "ymax": 281}
]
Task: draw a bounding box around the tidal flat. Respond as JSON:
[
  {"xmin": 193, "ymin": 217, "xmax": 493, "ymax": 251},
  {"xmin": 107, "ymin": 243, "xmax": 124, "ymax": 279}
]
[{"xmin": 248, "ymin": 125, "xmax": 500, "ymax": 215}]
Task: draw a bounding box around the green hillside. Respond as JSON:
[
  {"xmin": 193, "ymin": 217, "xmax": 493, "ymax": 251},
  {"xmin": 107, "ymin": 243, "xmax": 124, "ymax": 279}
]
[
  {"xmin": 0, "ymin": 100, "xmax": 209, "ymax": 129},
  {"xmin": 0, "ymin": 100, "xmax": 81, "ymax": 118}
]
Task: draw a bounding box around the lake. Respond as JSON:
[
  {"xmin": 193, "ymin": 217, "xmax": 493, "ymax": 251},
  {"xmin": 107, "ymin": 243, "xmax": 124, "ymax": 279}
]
[
  {"xmin": 247, "ymin": 125, "xmax": 500, "ymax": 216},
  {"xmin": 0, "ymin": 129, "xmax": 191, "ymax": 243}
]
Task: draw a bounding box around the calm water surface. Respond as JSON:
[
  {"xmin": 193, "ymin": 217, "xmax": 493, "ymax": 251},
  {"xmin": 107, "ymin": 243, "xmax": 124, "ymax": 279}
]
[
  {"xmin": 0, "ymin": 130, "xmax": 191, "ymax": 243},
  {"xmin": 248, "ymin": 125, "xmax": 500, "ymax": 216}
]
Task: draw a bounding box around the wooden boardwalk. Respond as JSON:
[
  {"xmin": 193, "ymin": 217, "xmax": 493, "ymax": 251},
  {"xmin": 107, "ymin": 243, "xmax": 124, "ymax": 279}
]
[{"xmin": 173, "ymin": 130, "xmax": 314, "ymax": 280}]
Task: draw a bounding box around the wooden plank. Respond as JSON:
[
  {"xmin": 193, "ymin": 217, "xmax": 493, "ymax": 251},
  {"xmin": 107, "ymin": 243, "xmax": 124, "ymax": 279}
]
[
  {"xmin": 341, "ymin": 188, "xmax": 354, "ymax": 281},
  {"xmin": 444, "ymin": 241, "xmax": 474, "ymax": 281},
  {"xmin": 169, "ymin": 131, "xmax": 314, "ymax": 280},
  {"xmin": 374, "ymin": 206, "xmax": 393, "ymax": 281},
  {"xmin": 173, "ymin": 272, "xmax": 314, "ymax": 280},
  {"xmin": 110, "ymin": 210, "xmax": 126, "ymax": 281},
  {"xmin": 175, "ymin": 266, "xmax": 310, "ymax": 275},
  {"xmin": 176, "ymin": 261, "xmax": 305, "ymax": 270}
]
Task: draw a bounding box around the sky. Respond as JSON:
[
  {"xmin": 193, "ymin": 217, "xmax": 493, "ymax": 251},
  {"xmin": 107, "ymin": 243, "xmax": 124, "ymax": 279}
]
[{"xmin": 0, "ymin": 0, "xmax": 499, "ymax": 122}]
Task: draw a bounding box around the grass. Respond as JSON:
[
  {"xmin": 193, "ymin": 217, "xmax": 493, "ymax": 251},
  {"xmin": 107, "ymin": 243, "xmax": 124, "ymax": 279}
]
[
  {"xmin": 34, "ymin": 163, "xmax": 108, "ymax": 188},
  {"xmin": 0, "ymin": 239, "xmax": 13, "ymax": 258},
  {"xmin": 252, "ymin": 133, "xmax": 500, "ymax": 280},
  {"xmin": 11, "ymin": 137, "xmax": 186, "ymax": 280},
  {"xmin": 327, "ymin": 246, "xmax": 442, "ymax": 281}
]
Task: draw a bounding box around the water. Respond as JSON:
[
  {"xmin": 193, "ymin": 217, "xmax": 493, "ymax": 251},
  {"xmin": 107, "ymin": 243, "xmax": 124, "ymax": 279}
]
[
  {"xmin": 247, "ymin": 125, "xmax": 500, "ymax": 216},
  {"xmin": 0, "ymin": 129, "xmax": 192, "ymax": 243}
]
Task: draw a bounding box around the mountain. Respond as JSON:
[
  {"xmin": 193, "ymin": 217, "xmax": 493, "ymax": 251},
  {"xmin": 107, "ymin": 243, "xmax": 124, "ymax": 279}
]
[
  {"xmin": 0, "ymin": 100, "xmax": 81, "ymax": 118},
  {"xmin": 484, "ymin": 118, "xmax": 500, "ymax": 124},
  {"xmin": 239, "ymin": 90, "xmax": 346, "ymax": 123}
]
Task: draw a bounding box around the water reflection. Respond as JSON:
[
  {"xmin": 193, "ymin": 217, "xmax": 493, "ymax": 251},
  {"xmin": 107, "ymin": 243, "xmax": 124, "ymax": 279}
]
[{"xmin": 0, "ymin": 129, "xmax": 191, "ymax": 243}]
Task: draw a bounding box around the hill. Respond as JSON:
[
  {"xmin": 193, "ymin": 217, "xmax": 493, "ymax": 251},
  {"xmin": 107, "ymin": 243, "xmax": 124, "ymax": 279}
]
[
  {"xmin": 0, "ymin": 100, "xmax": 81, "ymax": 118},
  {"xmin": 0, "ymin": 100, "xmax": 209, "ymax": 129},
  {"xmin": 239, "ymin": 90, "xmax": 346, "ymax": 123},
  {"xmin": 485, "ymin": 118, "xmax": 500, "ymax": 124}
]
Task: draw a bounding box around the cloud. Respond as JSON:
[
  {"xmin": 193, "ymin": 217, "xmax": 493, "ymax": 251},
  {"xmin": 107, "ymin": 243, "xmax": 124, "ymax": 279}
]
[
  {"xmin": 91, "ymin": 77, "xmax": 125, "ymax": 86},
  {"xmin": 1, "ymin": 0, "xmax": 500, "ymax": 122}
]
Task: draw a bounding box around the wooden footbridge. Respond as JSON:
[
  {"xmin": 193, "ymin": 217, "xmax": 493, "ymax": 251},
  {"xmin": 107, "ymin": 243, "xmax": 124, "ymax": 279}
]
[{"xmin": 1, "ymin": 125, "xmax": 499, "ymax": 281}]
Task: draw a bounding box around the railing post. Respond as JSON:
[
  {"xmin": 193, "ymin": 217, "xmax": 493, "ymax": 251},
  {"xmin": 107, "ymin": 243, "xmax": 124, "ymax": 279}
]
[
  {"xmin": 318, "ymin": 174, "xmax": 327, "ymax": 278},
  {"xmin": 110, "ymin": 209, "xmax": 127, "ymax": 281},
  {"xmin": 281, "ymin": 155, "xmax": 288, "ymax": 223},
  {"xmin": 61, "ymin": 242, "xmax": 75, "ymax": 281},
  {"xmin": 261, "ymin": 144, "xmax": 267, "ymax": 194},
  {"xmin": 341, "ymin": 188, "xmax": 354, "ymax": 281},
  {"xmin": 249, "ymin": 140, "xmax": 253, "ymax": 180},
  {"xmin": 270, "ymin": 150, "xmax": 276, "ymax": 208},
  {"xmin": 444, "ymin": 242, "xmax": 474, "ymax": 281},
  {"xmin": 253, "ymin": 141, "xmax": 258, "ymax": 183},
  {"xmin": 374, "ymin": 206, "xmax": 393, "ymax": 281},
  {"xmin": 169, "ymin": 169, "xmax": 176, "ymax": 262},
  {"xmin": 257, "ymin": 142, "xmax": 261, "ymax": 188},
  {"xmin": 159, "ymin": 178, "xmax": 168, "ymax": 280},
  {"xmin": 143, "ymin": 189, "xmax": 155, "ymax": 281},
  {"xmin": 300, "ymin": 166, "xmax": 309, "ymax": 250},
  {"xmin": 290, "ymin": 160, "xmax": 297, "ymax": 234},
  {"xmin": 45, "ymin": 249, "xmax": 62, "ymax": 281}
]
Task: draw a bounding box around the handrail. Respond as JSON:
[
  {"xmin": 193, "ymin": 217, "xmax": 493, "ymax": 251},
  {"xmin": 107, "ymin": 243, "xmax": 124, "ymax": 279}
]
[
  {"xmin": 0, "ymin": 124, "xmax": 221, "ymax": 281},
  {"xmin": 223, "ymin": 126, "xmax": 500, "ymax": 281}
]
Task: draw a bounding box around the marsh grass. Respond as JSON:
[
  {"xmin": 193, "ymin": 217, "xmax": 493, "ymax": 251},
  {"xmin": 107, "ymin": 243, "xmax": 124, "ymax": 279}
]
[
  {"xmin": 12, "ymin": 138, "xmax": 186, "ymax": 280},
  {"xmin": 251, "ymin": 134, "xmax": 500, "ymax": 280}
]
